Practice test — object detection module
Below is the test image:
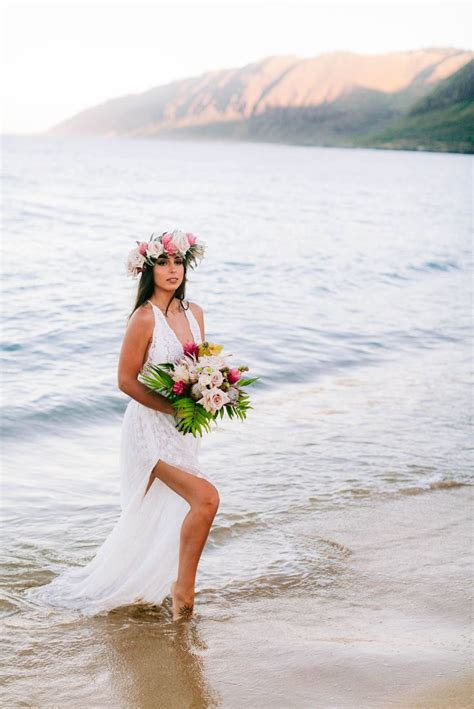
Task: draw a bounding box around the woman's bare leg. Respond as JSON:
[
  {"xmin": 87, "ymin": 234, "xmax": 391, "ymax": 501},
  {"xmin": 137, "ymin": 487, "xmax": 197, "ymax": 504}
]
[{"xmin": 145, "ymin": 459, "xmax": 219, "ymax": 619}]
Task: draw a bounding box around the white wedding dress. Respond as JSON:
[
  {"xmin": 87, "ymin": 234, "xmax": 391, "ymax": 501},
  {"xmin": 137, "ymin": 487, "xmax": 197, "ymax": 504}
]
[{"xmin": 26, "ymin": 299, "xmax": 212, "ymax": 617}]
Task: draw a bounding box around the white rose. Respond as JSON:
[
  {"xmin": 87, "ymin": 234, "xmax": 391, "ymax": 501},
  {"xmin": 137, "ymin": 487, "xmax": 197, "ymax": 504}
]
[
  {"xmin": 198, "ymin": 373, "xmax": 213, "ymax": 387},
  {"xmin": 172, "ymin": 364, "xmax": 191, "ymax": 383},
  {"xmin": 190, "ymin": 382, "xmax": 204, "ymax": 400},
  {"xmin": 146, "ymin": 241, "xmax": 164, "ymax": 259},
  {"xmin": 170, "ymin": 229, "xmax": 190, "ymax": 256},
  {"xmin": 127, "ymin": 248, "xmax": 145, "ymax": 277},
  {"xmin": 197, "ymin": 386, "xmax": 230, "ymax": 414}
]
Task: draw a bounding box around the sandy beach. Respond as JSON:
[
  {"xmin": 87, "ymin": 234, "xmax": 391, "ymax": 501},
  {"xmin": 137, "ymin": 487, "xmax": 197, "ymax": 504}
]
[
  {"xmin": 195, "ymin": 485, "xmax": 473, "ymax": 708},
  {"xmin": 34, "ymin": 484, "xmax": 468, "ymax": 709}
]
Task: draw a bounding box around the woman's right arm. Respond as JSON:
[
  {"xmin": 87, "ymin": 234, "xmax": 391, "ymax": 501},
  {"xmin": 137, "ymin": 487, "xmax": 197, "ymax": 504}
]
[{"xmin": 117, "ymin": 303, "xmax": 175, "ymax": 415}]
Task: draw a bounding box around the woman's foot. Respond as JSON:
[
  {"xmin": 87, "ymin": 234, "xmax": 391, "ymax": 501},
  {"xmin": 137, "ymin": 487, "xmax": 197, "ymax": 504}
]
[{"xmin": 171, "ymin": 581, "xmax": 194, "ymax": 621}]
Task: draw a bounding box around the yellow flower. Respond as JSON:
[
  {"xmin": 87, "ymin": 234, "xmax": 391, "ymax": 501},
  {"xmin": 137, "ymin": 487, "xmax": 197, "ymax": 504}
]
[{"xmin": 198, "ymin": 341, "xmax": 223, "ymax": 357}]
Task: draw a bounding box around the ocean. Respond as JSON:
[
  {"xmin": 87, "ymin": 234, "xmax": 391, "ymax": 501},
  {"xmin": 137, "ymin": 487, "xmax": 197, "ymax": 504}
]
[{"xmin": 1, "ymin": 134, "xmax": 472, "ymax": 707}]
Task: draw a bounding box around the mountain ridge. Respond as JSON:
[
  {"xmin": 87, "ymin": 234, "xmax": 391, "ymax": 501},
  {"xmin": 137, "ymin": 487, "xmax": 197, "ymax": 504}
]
[{"xmin": 46, "ymin": 47, "xmax": 474, "ymax": 153}]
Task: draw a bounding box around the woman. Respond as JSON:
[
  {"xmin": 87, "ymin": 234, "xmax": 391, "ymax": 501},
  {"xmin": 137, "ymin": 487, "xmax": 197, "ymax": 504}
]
[{"xmin": 27, "ymin": 229, "xmax": 219, "ymax": 621}]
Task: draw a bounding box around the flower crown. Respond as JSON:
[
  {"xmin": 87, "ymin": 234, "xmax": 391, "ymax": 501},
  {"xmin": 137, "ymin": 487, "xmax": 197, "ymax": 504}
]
[{"xmin": 127, "ymin": 229, "xmax": 206, "ymax": 279}]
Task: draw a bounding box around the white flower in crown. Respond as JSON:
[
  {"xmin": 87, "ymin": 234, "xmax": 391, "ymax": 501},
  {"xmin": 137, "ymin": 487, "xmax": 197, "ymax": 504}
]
[
  {"xmin": 126, "ymin": 228, "xmax": 206, "ymax": 278},
  {"xmin": 127, "ymin": 248, "xmax": 146, "ymax": 278},
  {"xmin": 170, "ymin": 229, "xmax": 192, "ymax": 256},
  {"xmin": 146, "ymin": 240, "xmax": 164, "ymax": 260}
]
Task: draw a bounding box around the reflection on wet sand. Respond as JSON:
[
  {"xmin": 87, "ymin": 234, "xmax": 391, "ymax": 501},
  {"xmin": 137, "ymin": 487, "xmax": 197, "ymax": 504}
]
[
  {"xmin": 3, "ymin": 599, "xmax": 219, "ymax": 708},
  {"xmin": 101, "ymin": 603, "xmax": 220, "ymax": 707}
]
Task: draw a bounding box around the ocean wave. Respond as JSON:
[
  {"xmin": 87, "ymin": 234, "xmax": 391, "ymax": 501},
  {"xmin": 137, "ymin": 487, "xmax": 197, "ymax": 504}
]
[
  {"xmin": 399, "ymin": 480, "xmax": 470, "ymax": 495},
  {"xmin": 1, "ymin": 395, "xmax": 126, "ymax": 441},
  {"xmin": 198, "ymin": 536, "xmax": 353, "ymax": 604},
  {"xmin": 409, "ymin": 260, "xmax": 460, "ymax": 273},
  {"xmin": 207, "ymin": 511, "xmax": 264, "ymax": 546}
]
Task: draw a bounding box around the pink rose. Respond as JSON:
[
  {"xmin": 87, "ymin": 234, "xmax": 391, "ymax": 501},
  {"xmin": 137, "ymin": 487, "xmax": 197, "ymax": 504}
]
[
  {"xmin": 138, "ymin": 242, "xmax": 148, "ymax": 255},
  {"xmin": 227, "ymin": 368, "xmax": 241, "ymax": 384},
  {"xmin": 186, "ymin": 232, "xmax": 197, "ymax": 246},
  {"xmin": 197, "ymin": 386, "xmax": 230, "ymax": 414},
  {"xmin": 161, "ymin": 233, "xmax": 177, "ymax": 254},
  {"xmin": 172, "ymin": 380, "xmax": 186, "ymax": 395}
]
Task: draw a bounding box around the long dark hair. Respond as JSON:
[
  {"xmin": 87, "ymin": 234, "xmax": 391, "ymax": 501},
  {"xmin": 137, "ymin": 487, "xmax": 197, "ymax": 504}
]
[{"xmin": 128, "ymin": 260, "xmax": 190, "ymax": 320}]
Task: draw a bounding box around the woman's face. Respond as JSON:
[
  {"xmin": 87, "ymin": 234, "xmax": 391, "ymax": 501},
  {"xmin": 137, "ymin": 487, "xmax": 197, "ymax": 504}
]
[{"xmin": 152, "ymin": 253, "xmax": 185, "ymax": 291}]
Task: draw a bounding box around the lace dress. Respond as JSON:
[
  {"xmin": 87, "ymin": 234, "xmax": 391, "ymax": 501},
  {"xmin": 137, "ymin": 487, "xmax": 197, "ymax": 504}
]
[{"xmin": 26, "ymin": 299, "xmax": 212, "ymax": 617}]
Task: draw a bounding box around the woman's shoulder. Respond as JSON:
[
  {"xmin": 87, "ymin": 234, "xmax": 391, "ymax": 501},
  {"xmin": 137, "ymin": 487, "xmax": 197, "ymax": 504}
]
[
  {"xmin": 127, "ymin": 301, "xmax": 154, "ymax": 331},
  {"xmin": 185, "ymin": 300, "xmax": 205, "ymax": 340},
  {"xmin": 185, "ymin": 299, "xmax": 203, "ymax": 316}
]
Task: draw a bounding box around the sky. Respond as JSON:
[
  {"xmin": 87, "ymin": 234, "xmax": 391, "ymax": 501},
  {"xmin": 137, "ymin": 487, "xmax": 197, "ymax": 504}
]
[{"xmin": 1, "ymin": 0, "xmax": 472, "ymax": 134}]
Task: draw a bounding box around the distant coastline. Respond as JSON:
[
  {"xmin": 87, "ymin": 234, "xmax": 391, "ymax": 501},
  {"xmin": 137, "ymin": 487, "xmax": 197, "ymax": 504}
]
[
  {"xmin": 3, "ymin": 130, "xmax": 472, "ymax": 156},
  {"xmin": 44, "ymin": 48, "xmax": 474, "ymax": 155}
]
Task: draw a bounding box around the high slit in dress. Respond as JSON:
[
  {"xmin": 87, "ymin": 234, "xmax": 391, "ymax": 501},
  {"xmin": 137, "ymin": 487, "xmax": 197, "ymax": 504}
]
[{"xmin": 25, "ymin": 299, "xmax": 213, "ymax": 617}]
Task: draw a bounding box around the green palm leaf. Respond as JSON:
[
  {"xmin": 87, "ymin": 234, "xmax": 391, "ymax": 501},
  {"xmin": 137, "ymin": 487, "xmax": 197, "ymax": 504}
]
[{"xmin": 237, "ymin": 376, "xmax": 260, "ymax": 387}]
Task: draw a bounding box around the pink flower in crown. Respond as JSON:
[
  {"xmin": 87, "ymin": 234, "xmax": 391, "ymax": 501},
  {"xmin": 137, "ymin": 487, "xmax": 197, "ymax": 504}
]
[
  {"xmin": 138, "ymin": 242, "xmax": 148, "ymax": 256},
  {"xmin": 227, "ymin": 368, "xmax": 241, "ymax": 385},
  {"xmin": 162, "ymin": 233, "xmax": 178, "ymax": 255},
  {"xmin": 186, "ymin": 232, "xmax": 197, "ymax": 246},
  {"xmin": 183, "ymin": 342, "xmax": 199, "ymax": 358},
  {"xmin": 172, "ymin": 380, "xmax": 187, "ymax": 395}
]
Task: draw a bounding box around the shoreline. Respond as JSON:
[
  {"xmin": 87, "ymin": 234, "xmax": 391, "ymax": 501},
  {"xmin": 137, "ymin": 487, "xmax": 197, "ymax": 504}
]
[
  {"xmin": 3, "ymin": 132, "xmax": 472, "ymax": 156},
  {"xmin": 199, "ymin": 486, "xmax": 473, "ymax": 708}
]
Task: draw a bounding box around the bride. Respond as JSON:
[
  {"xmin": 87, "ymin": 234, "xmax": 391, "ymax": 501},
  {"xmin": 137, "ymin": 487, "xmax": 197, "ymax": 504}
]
[{"xmin": 27, "ymin": 229, "xmax": 219, "ymax": 621}]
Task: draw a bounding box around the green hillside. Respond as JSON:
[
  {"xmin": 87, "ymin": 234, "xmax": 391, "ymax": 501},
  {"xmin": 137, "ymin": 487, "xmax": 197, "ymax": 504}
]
[
  {"xmin": 409, "ymin": 59, "xmax": 474, "ymax": 114},
  {"xmin": 365, "ymin": 60, "xmax": 474, "ymax": 153}
]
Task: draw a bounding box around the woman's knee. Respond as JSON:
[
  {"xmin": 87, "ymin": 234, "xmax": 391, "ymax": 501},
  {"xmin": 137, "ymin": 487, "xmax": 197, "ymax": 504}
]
[{"xmin": 193, "ymin": 482, "xmax": 220, "ymax": 518}]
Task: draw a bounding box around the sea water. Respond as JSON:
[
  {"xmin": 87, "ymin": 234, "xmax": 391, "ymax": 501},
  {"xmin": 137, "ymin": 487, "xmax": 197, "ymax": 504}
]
[{"xmin": 1, "ymin": 134, "xmax": 472, "ymax": 706}]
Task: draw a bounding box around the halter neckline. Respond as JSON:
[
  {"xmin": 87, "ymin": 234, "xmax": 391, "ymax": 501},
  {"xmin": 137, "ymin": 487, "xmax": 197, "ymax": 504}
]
[{"xmin": 147, "ymin": 299, "xmax": 195, "ymax": 349}]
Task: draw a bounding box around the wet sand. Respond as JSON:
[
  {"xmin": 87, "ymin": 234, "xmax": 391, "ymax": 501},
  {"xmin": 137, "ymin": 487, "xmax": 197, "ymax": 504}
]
[
  {"xmin": 199, "ymin": 486, "xmax": 473, "ymax": 708},
  {"xmin": 5, "ymin": 487, "xmax": 472, "ymax": 708},
  {"xmin": 406, "ymin": 674, "xmax": 474, "ymax": 708}
]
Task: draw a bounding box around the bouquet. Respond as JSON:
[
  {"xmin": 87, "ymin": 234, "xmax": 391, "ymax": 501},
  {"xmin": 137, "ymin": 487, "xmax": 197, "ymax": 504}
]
[{"xmin": 140, "ymin": 341, "xmax": 259, "ymax": 437}]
